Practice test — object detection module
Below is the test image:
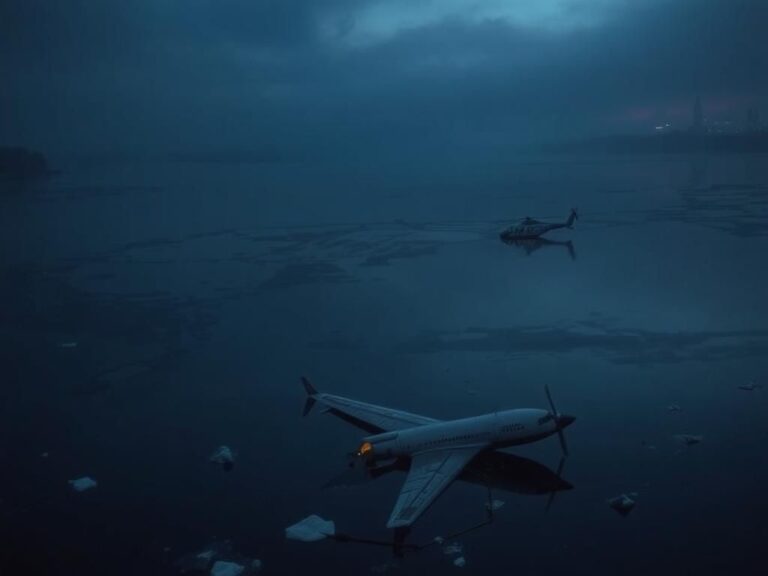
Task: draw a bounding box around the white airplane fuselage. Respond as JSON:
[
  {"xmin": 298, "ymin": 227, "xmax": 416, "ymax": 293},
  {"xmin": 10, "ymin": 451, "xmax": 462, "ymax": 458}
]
[
  {"xmin": 359, "ymin": 408, "xmax": 571, "ymax": 462},
  {"xmin": 300, "ymin": 377, "xmax": 575, "ymax": 529}
]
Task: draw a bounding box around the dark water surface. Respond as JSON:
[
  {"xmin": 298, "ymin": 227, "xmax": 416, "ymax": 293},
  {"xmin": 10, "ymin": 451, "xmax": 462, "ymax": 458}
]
[{"xmin": 2, "ymin": 153, "xmax": 767, "ymax": 575}]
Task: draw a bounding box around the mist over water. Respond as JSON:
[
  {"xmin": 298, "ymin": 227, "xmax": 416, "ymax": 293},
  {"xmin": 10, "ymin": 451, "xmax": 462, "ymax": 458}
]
[{"xmin": 2, "ymin": 153, "xmax": 767, "ymax": 574}]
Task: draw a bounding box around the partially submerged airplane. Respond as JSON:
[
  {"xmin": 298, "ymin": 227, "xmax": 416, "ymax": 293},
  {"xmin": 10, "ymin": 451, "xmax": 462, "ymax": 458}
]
[
  {"xmin": 499, "ymin": 208, "xmax": 578, "ymax": 241},
  {"xmin": 301, "ymin": 377, "xmax": 575, "ymax": 529}
]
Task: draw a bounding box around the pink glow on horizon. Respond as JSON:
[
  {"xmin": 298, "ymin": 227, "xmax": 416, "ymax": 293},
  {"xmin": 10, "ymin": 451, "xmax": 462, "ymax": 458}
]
[{"xmin": 608, "ymin": 92, "xmax": 758, "ymax": 132}]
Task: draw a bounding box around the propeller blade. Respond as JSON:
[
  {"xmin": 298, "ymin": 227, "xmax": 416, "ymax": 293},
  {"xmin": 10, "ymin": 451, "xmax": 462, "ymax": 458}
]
[
  {"xmin": 545, "ymin": 489, "xmax": 557, "ymax": 512},
  {"xmin": 545, "ymin": 384, "xmax": 558, "ymax": 417},
  {"xmin": 546, "ymin": 385, "xmax": 570, "ymax": 457},
  {"xmin": 555, "ymin": 455, "xmax": 566, "ymax": 477},
  {"xmin": 545, "ymin": 456, "xmax": 567, "ymax": 512}
]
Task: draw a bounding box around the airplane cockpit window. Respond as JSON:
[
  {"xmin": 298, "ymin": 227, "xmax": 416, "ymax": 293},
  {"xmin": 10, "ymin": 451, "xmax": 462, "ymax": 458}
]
[{"xmin": 538, "ymin": 414, "xmax": 554, "ymax": 424}]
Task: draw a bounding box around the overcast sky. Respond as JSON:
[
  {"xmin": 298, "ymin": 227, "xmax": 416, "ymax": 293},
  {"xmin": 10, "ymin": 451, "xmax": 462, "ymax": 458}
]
[{"xmin": 1, "ymin": 0, "xmax": 766, "ymax": 158}]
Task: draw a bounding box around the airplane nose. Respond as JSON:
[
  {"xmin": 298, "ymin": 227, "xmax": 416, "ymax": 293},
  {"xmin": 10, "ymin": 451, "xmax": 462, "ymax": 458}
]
[{"xmin": 557, "ymin": 414, "xmax": 576, "ymax": 429}]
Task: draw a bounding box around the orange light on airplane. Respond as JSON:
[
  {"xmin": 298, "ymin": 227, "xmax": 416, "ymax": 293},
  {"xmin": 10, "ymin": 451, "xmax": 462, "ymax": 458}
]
[{"xmin": 358, "ymin": 442, "xmax": 373, "ymax": 456}]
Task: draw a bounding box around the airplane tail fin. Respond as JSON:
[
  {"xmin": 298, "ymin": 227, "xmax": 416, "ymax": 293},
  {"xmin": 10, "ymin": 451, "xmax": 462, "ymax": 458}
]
[
  {"xmin": 566, "ymin": 208, "xmax": 578, "ymax": 228},
  {"xmin": 301, "ymin": 376, "xmax": 318, "ymax": 417}
]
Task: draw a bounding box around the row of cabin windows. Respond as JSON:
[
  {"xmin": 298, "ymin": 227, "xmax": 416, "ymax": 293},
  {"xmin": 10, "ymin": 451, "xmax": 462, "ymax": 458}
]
[
  {"xmin": 422, "ymin": 432, "xmax": 487, "ymax": 447},
  {"xmin": 500, "ymin": 424, "xmax": 525, "ymax": 433}
]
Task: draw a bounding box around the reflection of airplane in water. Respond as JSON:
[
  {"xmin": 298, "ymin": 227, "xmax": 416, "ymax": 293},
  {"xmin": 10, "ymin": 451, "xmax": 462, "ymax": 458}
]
[
  {"xmin": 321, "ymin": 445, "xmax": 572, "ymax": 554},
  {"xmin": 328, "ymin": 444, "xmax": 572, "ymax": 500},
  {"xmin": 502, "ymin": 236, "xmax": 576, "ymax": 260},
  {"xmin": 499, "ymin": 209, "xmax": 578, "ymax": 241},
  {"xmin": 301, "ymin": 378, "xmax": 575, "ymax": 532}
]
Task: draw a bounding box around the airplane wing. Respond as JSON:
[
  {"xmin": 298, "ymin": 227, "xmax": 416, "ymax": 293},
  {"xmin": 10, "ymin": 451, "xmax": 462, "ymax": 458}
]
[
  {"xmin": 387, "ymin": 445, "xmax": 485, "ymax": 528},
  {"xmin": 315, "ymin": 392, "xmax": 439, "ymax": 433},
  {"xmin": 302, "ymin": 377, "xmax": 438, "ymax": 434}
]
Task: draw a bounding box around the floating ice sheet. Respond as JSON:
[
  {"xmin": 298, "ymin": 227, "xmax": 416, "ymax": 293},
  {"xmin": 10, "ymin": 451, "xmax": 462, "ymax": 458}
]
[
  {"xmin": 69, "ymin": 476, "xmax": 97, "ymax": 492},
  {"xmin": 285, "ymin": 515, "xmax": 336, "ymax": 542}
]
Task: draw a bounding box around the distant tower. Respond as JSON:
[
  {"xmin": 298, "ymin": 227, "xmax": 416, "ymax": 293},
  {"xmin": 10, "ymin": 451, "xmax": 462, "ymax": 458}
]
[{"xmin": 692, "ymin": 96, "xmax": 704, "ymax": 133}]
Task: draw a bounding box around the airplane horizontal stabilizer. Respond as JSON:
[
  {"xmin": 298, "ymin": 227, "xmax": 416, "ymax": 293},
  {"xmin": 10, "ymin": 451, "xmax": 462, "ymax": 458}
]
[{"xmin": 301, "ymin": 377, "xmax": 318, "ymax": 417}]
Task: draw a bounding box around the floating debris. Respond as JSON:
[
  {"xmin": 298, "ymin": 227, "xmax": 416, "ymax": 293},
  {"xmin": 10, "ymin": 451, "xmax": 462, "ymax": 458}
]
[
  {"xmin": 667, "ymin": 404, "xmax": 682, "ymax": 412},
  {"xmin": 210, "ymin": 445, "xmax": 236, "ymax": 471},
  {"xmin": 285, "ymin": 515, "xmax": 336, "ymax": 542},
  {"xmin": 210, "ymin": 560, "xmax": 244, "ymax": 576},
  {"xmin": 433, "ymin": 536, "xmax": 445, "ymax": 545},
  {"xmin": 453, "ymin": 556, "xmax": 466, "ymax": 568},
  {"xmin": 41, "ymin": 452, "xmax": 49, "ymax": 458},
  {"xmin": 58, "ymin": 341, "xmax": 79, "ymax": 349},
  {"xmin": 69, "ymin": 476, "xmax": 97, "ymax": 492},
  {"xmin": 442, "ymin": 542, "xmax": 463, "ymax": 556},
  {"xmin": 675, "ymin": 434, "xmax": 703, "ymax": 446},
  {"xmin": 485, "ymin": 499, "xmax": 505, "ymax": 512},
  {"xmin": 607, "ymin": 493, "xmax": 636, "ymax": 517},
  {"xmin": 250, "ymin": 559, "xmax": 262, "ymax": 572}
]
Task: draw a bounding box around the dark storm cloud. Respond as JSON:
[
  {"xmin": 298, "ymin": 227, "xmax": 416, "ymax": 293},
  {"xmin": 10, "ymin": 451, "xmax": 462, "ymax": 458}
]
[{"xmin": 2, "ymin": 0, "xmax": 766, "ymax": 157}]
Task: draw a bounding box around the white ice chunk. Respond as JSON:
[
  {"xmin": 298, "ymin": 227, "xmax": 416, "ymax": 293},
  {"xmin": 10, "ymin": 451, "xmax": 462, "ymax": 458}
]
[
  {"xmin": 433, "ymin": 536, "xmax": 445, "ymax": 545},
  {"xmin": 442, "ymin": 542, "xmax": 463, "ymax": 556},
  {"xmin": 69, "ymin": 476, "xmax": 97, "ymax": 492},
  {"xmin": 210, "ymin": 445, "xmax": 236, "ymax": 470},
  {"xmin": 285, "ymin": 515, "xmax": 336, "ymax": 542},
  {"xmin": 485, "ymin": 499, "xmax": 505, "ymax": 512},
  {"xmin": 607, "ymin": 494, "xmax": 636, "ymax": 516},
  {"xmin": 667, "ymin": 404, "xmax": 681, "ymax": 412},
  {"xmin": 453, "ymin": 556, "xmax": 466, "ymax": 568},
  {"xmin": 210, "ymin": 560, "xmax": 244, "ymax": 576}
]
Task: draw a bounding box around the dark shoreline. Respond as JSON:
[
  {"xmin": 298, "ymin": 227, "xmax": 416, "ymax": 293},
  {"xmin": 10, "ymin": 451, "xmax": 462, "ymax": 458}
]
[{"xmin": 0, "ymin": 146, "xmax": 52, "ymax": 179}]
